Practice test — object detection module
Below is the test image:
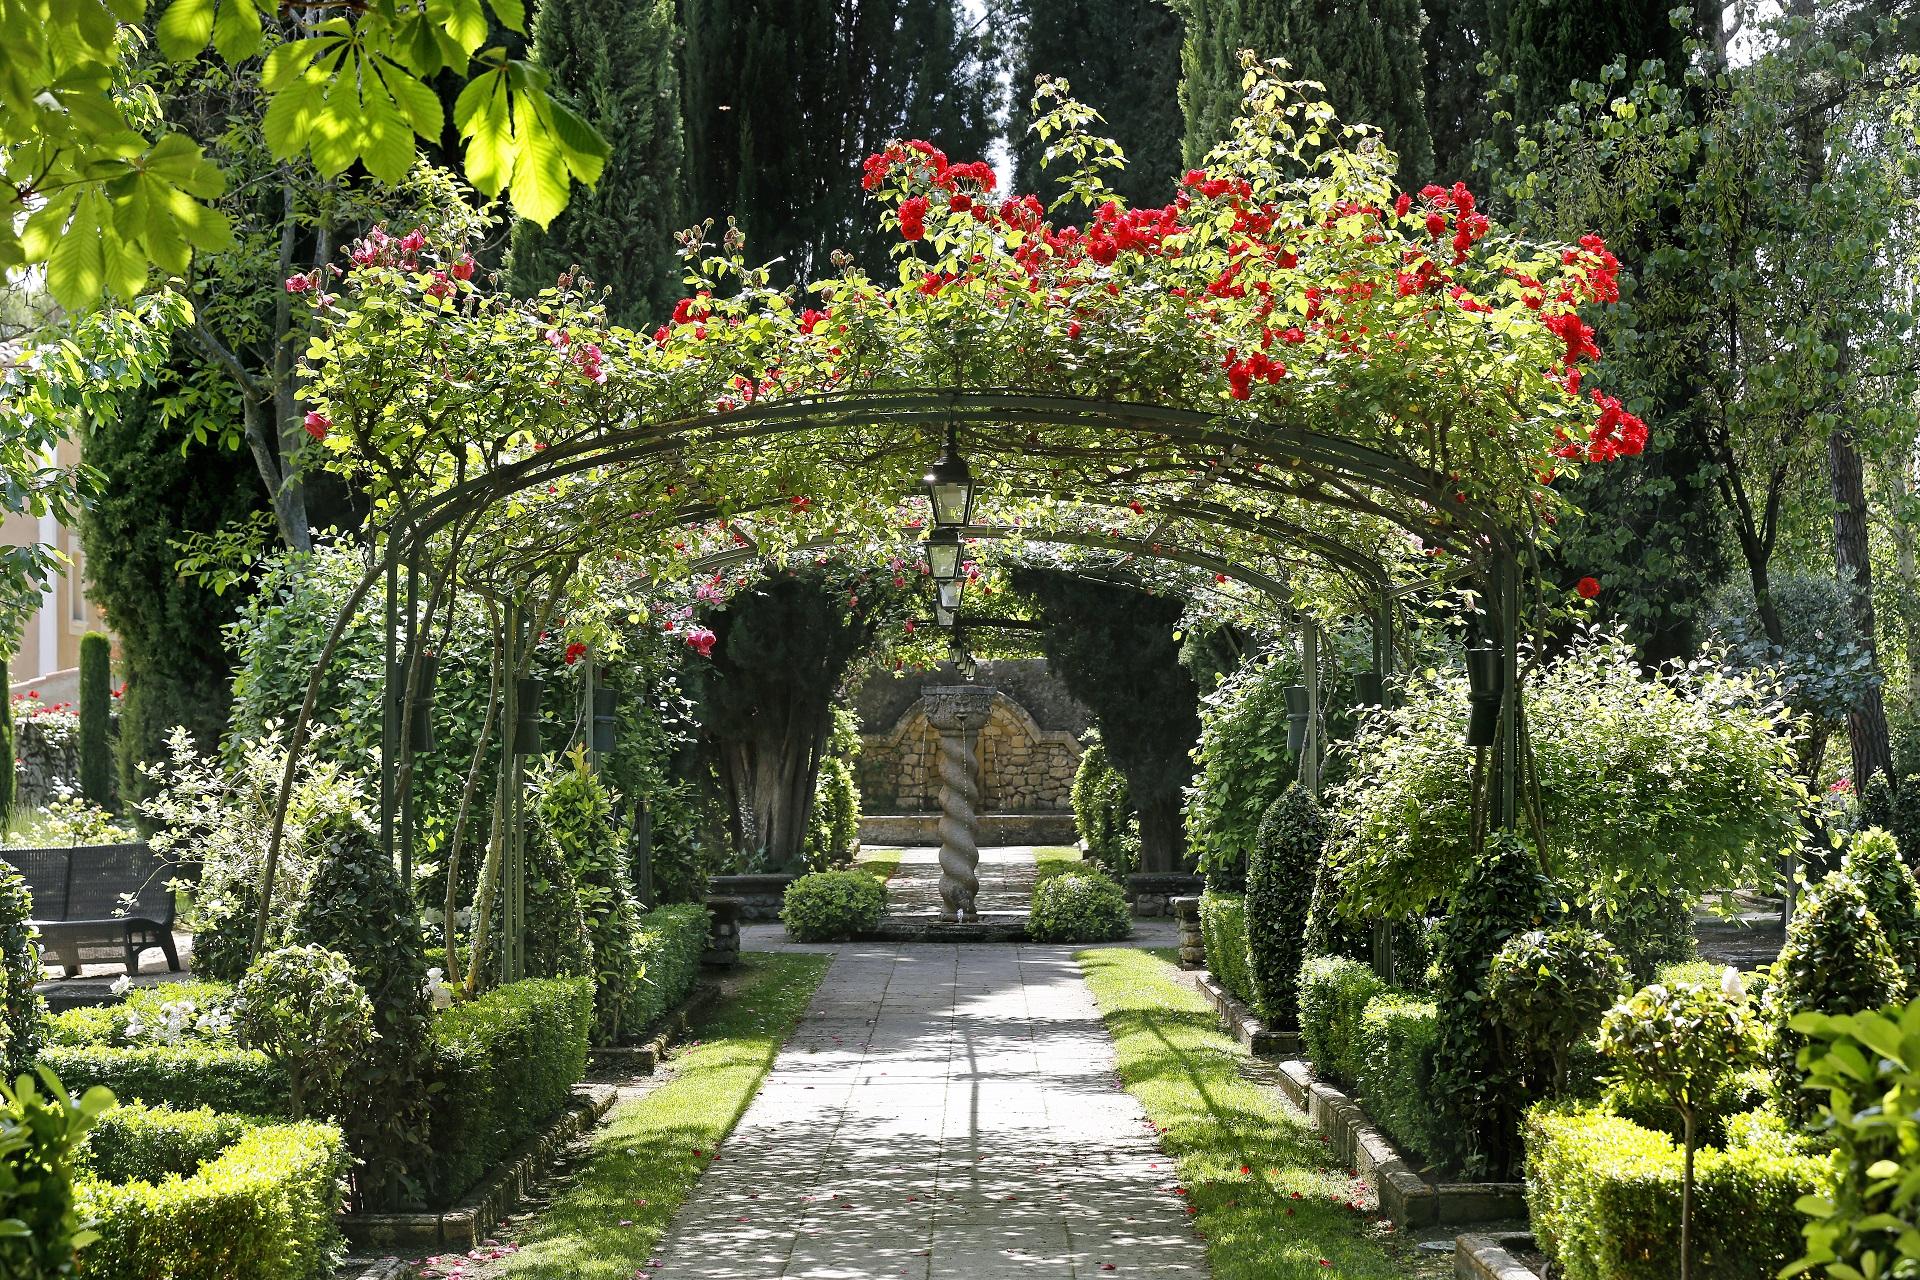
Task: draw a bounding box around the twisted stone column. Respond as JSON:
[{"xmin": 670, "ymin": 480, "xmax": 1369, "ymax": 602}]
[{"xmin": 922, "ymin": 685, "xmax": 995, "ymax": 921}]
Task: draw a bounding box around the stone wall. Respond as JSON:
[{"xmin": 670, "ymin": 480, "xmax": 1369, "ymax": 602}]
[
  {"xmin": 859, "ymin": 688, "xmax": 1082, "ymax": 814},
  {"xmin": 9, "ymin": 697, "xmax": 118, "ymax": 809}
]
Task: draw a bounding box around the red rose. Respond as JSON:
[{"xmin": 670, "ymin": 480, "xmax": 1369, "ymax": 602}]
[
  {"xmin": 1575, "ymin": 577, "xmax": 1601, "ymax": 600},
  {"xmin": 302, "ymin": 411, "xmax": 330, "ymax": 441},
  {"xmin": 564, "ymin": 641, "xmax": 588, "ymax": 665}
]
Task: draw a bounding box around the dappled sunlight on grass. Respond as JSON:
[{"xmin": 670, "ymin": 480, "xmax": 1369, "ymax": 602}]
[
  {"xmin": 483, "ymin": 952, "xmax": 830, "ymax": 1279},
  {"xmin": 1077, "ymin": 947, "xmax": 1426, "ymax": 1280}
]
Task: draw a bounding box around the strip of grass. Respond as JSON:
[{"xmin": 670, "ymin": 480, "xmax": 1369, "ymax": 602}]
[
  {"xmin": 1077, "ymin": 947, "xmax": 1433, "ymax": 1279},
  {"xmin": 1033, "ymin": 845, "xmax": 1085, "ymax": 883},
  {"xmin": 483, "ymin": 952, "xmax": 830, "ymax": 1279},
  {"xmin": 856, "ymin": 846, "xmax": 904, "ymax": 881}
]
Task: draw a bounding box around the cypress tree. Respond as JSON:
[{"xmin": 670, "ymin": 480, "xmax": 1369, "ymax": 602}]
[
  {"xmin": 1179, "ymin": 0, "xmax": 1287, "ymax": 169},
  {"xmin": 1420, "ymin": 0, "xmax": 1493, "ymax": 183},
  {"xmin": 1009, "ymin": 0, "xmax": 1187, "ymax": 208},
  {"xmin": 1492, "ymin": 0, "xmax": 1686, "ymax": 131},
  {"xmin": 0, "ymin": 653, "xmax": 12, "ymax": 831},
  {"xmin": 509, "ymin": 0, "xmax": 684, "ymax": 328},
  {"xmin": 77, "ymin": 631, "xmax": 112, "ymax": 809}
]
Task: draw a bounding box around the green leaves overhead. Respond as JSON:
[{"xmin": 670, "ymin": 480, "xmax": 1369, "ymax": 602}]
[{"xmin": 2, "ymin": 0, "xmax": 608, "ymax": 310}]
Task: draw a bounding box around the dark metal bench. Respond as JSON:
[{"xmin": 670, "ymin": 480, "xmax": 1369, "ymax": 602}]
[{"xmin": 4, "ymin": 843, "xmax": 180, "ymax": 976}]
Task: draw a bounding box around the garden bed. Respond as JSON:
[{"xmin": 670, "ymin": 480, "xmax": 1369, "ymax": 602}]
[
  {"xmin": 1195, "ymin": 969, "xmax": 1300, "ymax": 1057},
  {"xmin": 1274, "ymin": 1059, "xmax": 1527, "ymax": 1228}
]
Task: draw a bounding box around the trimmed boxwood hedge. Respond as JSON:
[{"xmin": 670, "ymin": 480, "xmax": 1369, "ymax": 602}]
[
  {"xmin": 1198, "ymin": 891, "xmax": 1255, "ymax": 1008},
  {"xmin": 82, "ymin": 1103, "xmax": 258, "ymax": 1183},
  {"xmin": 37, "ymin": 1043, "xmax": 286, "ymax": 1115},
  {"xmin": 1524, "ymin": 1104, "xmax": 1822, "ymax": 1280},
  {"xmin": 1027, "ymin": 872, "xmax": 1131, "ymax": 943},
  {"xmin": 782, "ymin": 870, "xmax": 886, "ymax": 941},
  {"xmin": 1297, "ymin": 956, "xmax": 1384, "ymax": 1089},
  {"xmin": 626, "ymin": 903, "xmax": 709, "ymax": 1037},
  {"xmin": 77, "ymin": 1109, "xmax": 348, "ymax": 1280},
  {"xmin": 422, "ymin": 976, "xmax": 594, "ymax": 1204},
  {"xmin": 1353, "ymin": 992, "xmax": 1441, "ymax": 1163}
]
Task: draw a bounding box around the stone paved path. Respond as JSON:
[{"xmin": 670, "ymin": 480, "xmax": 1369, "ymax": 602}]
[
  {"xmin": 878, "ymin": 846, "xmax": 1039, "ymax": 920},
  {"xmin": 652, "ymin": 941, "xmax": 1210, "ymax": 1279}
]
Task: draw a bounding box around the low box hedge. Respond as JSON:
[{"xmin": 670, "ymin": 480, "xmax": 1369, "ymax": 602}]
[
  {"xmin": 44, "ymin": 981, "xmax": 235, "ymax": 1048},
  {"xmin": 1027, "ymin": 872, "xmax": 1132, "ymax": 943},
  {"xmin": 423, "ymin": 975, "xmax": 594, "ymax": 1204},
  {"xmin": 625, "ymin": 903, "xmax": 709, "ymax": 1037},
  {"xmin": 1525, "ymin": 1103, "xmax": 1823, "ymax": 1280},
  {"xmin": 1198, "ymin": 891, "xmax": 1256, "ymax": 1009},
  {"xmin": 781, "ymin": 869, "xmax": 886, "ymax": 941},
  {"xmin": 1297, "ymin": 956, "xmax": 1384, "ymax": 1089},
  {"xmin": 37, "ymin": 1043, "xmax": 287, "ymax": 1115},
  {"xmin": 77, "ymin": 1105, "xmax": 347, "ymax": 1280},
  {"xmin": 1352, "ymin": 992, "xmax": 1441, "ymax": 1162}
]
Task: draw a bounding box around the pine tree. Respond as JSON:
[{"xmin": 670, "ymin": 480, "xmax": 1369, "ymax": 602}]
[
  {"xmin": 1179, "ymin": 0, "xmax": 1288, "ymax": 168},
  {"xmin": 1009, "ymin": 0, "xmax": 1187, "ymax": 208},
  {"xmin": 680, "ymin": 0, "xmax": 993, "ymax": 282},
  {"xmin": 508, "ymin": 0, "xmax": 684, "ymax": 328}
]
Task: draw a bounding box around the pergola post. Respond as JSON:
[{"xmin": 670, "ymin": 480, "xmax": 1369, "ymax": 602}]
[{"xmin": 1300, "ymin": 621, "xmax": 1321, "ymax": 798}]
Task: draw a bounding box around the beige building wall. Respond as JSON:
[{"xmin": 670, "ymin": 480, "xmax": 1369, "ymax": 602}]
[{"xmin": 1, "ymin": 434, "xmax": 111, "ymax": 684}]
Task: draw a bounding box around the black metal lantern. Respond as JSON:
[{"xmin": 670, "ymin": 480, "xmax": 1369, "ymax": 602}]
[
  {"xmin": 513, "ymin": 676, "xmax": 545, "ymax": 755},
  {"xmin": 1284, "ymin": 683, "xmax": 1310, "ymax": 754},
  {"xmin": 591, "ymin": 685, "xmax": 619, "ymax": 754},
  {"xmin": 408, "ymin": 652, "xmax": 439, "ymax": 752},
  {"xmin": 937, "ymin": 578, "xmax": 964, "ymax": 612},
  {"xmin": 1465, "ymin": 646, "xmax": 1503, "ymax": 747},
  {"xmin": 1352, "ymin": 671, "xmax": 1383, "ymax": 707},
  {"xmin": 926, "ymin": 527, "xmax": 962, "ymax": 582},
  {"xmin": 922, "ymin": 424, "xmax": 975, "ymax": 529},
  {"xmin": 934, "ymin": 601, "xmax": 957, "ymax": 628}
]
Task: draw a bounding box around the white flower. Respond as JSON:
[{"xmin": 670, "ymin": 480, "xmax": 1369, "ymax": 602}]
[
  {"xmin": 1721, "ymin": 967, "xmax": 1745, "ymax": 998},
  {"xmin": 109, "ymin": 974, "xmax": 134, "ymax": 997},
  {"xmin": 122, "ymin": 1016, "xmax": 146, "ymax": 1040}
]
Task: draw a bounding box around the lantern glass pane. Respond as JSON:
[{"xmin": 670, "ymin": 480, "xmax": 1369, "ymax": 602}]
[
  {"xmin": 938, "ymin": 579, "xmax": 963, "ymax": 610},
  {"xmin": 930, "ymin": 482, "xmax": 971, "ymax": 528},
  {"xmin": 928, "ymin": 539, "xmax": 961, "ymax": 581}
]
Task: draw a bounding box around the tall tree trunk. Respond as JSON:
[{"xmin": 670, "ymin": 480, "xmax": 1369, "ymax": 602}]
[{"xmin": 1135, "ymin": 794, "xmax": 1185, "ymax": 875}]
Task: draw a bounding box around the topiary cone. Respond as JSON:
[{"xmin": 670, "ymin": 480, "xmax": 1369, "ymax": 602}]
[{"xmin": 78, "ymin": 631, "xmax": 113, "ymax": 808}]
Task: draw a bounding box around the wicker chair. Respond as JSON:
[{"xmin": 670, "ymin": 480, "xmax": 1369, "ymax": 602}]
[{"xmin": 5, "ymin": 843, "xmax": 180, "ymax": 976}]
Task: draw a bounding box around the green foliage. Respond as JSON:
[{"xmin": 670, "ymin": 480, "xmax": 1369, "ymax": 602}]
[
  {"xmin": 1328, "ymin": 628, "xmax": 1804, "ymax": 922},
  {"xmin": 625, "ymin": 905, "xmax": 710, "ymax": 1038},
  {"xmin": 804, "ymin": 709, "xmax": 862, "ymax": 872},
  {"xmin": 75, "ymin": 633, "xmax": 113, "ymax": 810},
  {"xmin": 1429, "ymin": 832, "xmax": 1563, "ymax": 1178},
  {"xmin": 232, "ymin": 946, "xmax": 373, "ymax": 1122},
  {"xmin": 78, "ymin": 1116, "xmax": 348, "ymax": 1280},
  {"xmin": 424, "ymin": 977, "xmax": 593, "ymax": 1205},
  {"xmin": 33, "ymin": 1044, "xmax": 285, "ymax": 1116},
  {"xmin": 508, "ymin": 0, "xmax": 683, "ymax": 326},
  {"xmin": 1198, "ymin": 891, "xmax": 1254, "ymax": 1007},
  {"xmin": 1525, "ymin": 1103, "xmax": 1822, "ymax": 1280},
  {"xmin": 1841, "ymin": 826, "xmax": 1920, "ymax": 981},
  {"xmin": 522, "ymin": 822, "xmax": 594, "ymax": 982},
  {"xmin": 1488, "ymin": 926, "xmax": 1627, "ymax": 1097},
  {"xmin": 1769, "ymin": 872, "xmax": 1908, "ymax": 1124},
  {"xmin": 1353, "ymin": 993, "xmax": 1442, "ymax": 1163},
  {"xmin": 1588, "ymin": 888, "xmax": 1697, "ymax": 984},
  {"xmin": 537, "ymin": 751, "xmax": 646, "ymax": 1046},
  {"xmin": 1070, "ymin": 734, "xmax": 1137, "ymax": 879},
  {"xmin": 1604, "ymin": 1065, "xmax": 1771, "ymax": 1151},
  {"xmin": 1298, "ymin": 956, "xmax": 1386, "ymax": 1090},
  {"xmin": 1246, "ymin": 784, "xmax": 1326, "ymax": 1030},
  {"xmin": 1011, "ymin": 566, "xmax": 1200, "ymax": 874},
  {"xmin": 43, "ymin": 982, "xmax": 232, "ymax": 1051},
  {"xmin": 1493, "ymin": 0, "xmax": 1686, "ymax": 136},
  {"xmin": 0, "ymin": 859, "xmax": 44, "ymax": 1083},
  {"xmin": 780, "ymin": 870, "xmax": 886, "ymax": 942},
  {"xmin": 1186, "ymin": 655, "xmax": 1298, "ymax": 888},
  {"xmin": 0, "ymin": 1068, "xmax": 115, "ymax": 1278},
  {"xmin": 290, "ymin": 820, "xmax": 432, "ymax": 1209},
  {"xmin": 1026, "ymin": 872, "xmax": 1131, "ymax": 944},
  {"xmin": 1302, "ymin": 839, "xmax": 1370, "ymax": 966},
  {"xmin": 1706, "ymin": 572, "xmax": 1880, "ymax": 742},
  {"xmin": 0, "ymin": 654, "xmax": 12, "ymax": 829},
  {"xmin": 1789, "ymin": 995, "xmax": 1920, "ymax": 1277},
  {"xmin": 81, "ymin": 1103, "xmax": 255, "ymax": 1184}
]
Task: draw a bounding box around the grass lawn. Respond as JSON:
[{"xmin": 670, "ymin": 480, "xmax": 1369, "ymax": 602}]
[
  {"xmin": 474, "ymin": 951, "xmax": 830, "ymax": 1279},
  {"xmin": 1077, "ymin": 947, "xmax": 1441, "ymax": 1279},
  {"xmin": 855, "ymin": 846, "xmax": 904, "ymax": 881},
  {"xmin": 1033, "ymin": 844, "xmax": 1085, "ymax": 883}
]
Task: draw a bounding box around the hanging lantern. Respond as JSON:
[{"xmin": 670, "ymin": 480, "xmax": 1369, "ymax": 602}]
[
  {"xmin": 591, "ymin": 685, "xmax": 619, "ymax": 754},
  {"xmin": 1284, "ymin": 683, "xmax": 1310, "ymax": 754},
  {"xmin": 926, "ymin": 528, "xmax": 962, "ymax": 582},
  {"xmin": 513, "ymin": 676, "xmax": 545, "ymax": 755},
  {"xmin": 938, "ymin": 578, "xmax": 964, "ymax": 612},
  {"xmin": 1465, "ymin": 646, "xmax": 1503, "ymax": 747},
  {"xmin": 1352, "ymin": 671, "xmax": 1384, "ymax": 706},
  {"xmin": 935, "ymin": 601, "xmax": 957, "ymax": 628},
  {"xmin": 408, "ymin": 652, "xmax": 438, "ymax": 753},
  {"xmin": 922, "ymin": 424, "xmax": 975, "ymax": 529}
]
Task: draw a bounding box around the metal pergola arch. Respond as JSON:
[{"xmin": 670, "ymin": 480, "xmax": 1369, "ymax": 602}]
[{"xmin": 254, "ymin": 388, "xmax": 1536, "ymax": 971}]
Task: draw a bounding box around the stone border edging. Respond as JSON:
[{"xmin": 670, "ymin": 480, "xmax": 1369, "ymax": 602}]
[
  {"xmin": 587, "ymin": 983, "xmax": 717, "ymax": 1074},
  {"xmin": 1271, "ymin": 1059, "xmax": 1527, "ymax": 1228},
  {"xmin": 339, "ymin": 1256, "xmax": 409, "ymax": 1280},
  {"xmin": 1454, "ymin": 1232, "xmax": 1542, "ymax": 1279},
  {"xmin": 1194, "ymin": 971, "xmax": 1300, "ymax": 1057}
]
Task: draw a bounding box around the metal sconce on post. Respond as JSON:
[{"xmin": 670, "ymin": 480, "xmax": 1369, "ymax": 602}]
[{"xmin": 1465, "ymin": 646, "xmax": 1503, "ymax": 748}]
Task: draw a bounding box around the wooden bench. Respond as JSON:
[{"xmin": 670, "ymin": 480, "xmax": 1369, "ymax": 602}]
[{"xmin": 4, "ymin": 843, "xmax": 180, "ymax": 977}]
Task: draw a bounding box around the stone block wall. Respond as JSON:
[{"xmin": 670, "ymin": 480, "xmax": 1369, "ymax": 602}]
[{"xmin": 859, "ymin": 690, "xmax": 1081, "ymax": 814}]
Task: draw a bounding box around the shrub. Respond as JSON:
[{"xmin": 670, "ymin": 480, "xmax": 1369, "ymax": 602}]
[
  {"xmin": 291, "ymin": 819, "xmax": 433, "ymax": 1209},
  {"xmin": 1298, "ymin": 956, "xmax": 1385, "ymax": 1088},
  {"xmin": 523, "ymin": 821, "xmax": 593, "ymax": 980},
  {"xmin": 781, "ymin": 870, "xmax": 885, "ymax": 941},
  {"xmin": 1588, "ymin": 888, "xmax": 1696, "ymax": 983},
  {"xmin": 1524, "ymin": 1103, "xmax": 1821, "ymax": 1280},
  {"xmin": 1198, "ymin": 891, "xmax": 1254, "ymax": 1006},
  {"xmin": 1246, "ymin": 784, "xmax": 1327, "ymax": 1030},
  {"xmin": 1027, "ymin": 872, "xmax": 1131, "ymax": 943},
  {"xmin": 0, "ymin": 653, "xmax": 12, "ymax": 829},
  {"xmin": 423, "ymin": 977, "xmax": 592, "ymax": 1204},
  {"xmin": 1354, "ymin": 993, "xmax": 1441, "ymax": 1162},
  {"xmin": 1599, "ymin": 975, "xmax": 1759, "ymax": 1279},
  {"xmin": 1768, "ymin": 871, "xmax": 1906, "ymax": 1122},
  {"xmin": 1071, "ymin": 734, "xmax": 1137, "ymax": 878},
  {"xmin": 1302, "ymin": 846, "xmax": 1368, "ymax": 965},
  {"xmin": 0, "ymin": 858, "xmax": 45, "ymax": 1081},
  {"xmin": 1841, "ymin": 825, "xmax": 1920, "ymax": 980},
  {"xmin": 44, "ymin": 980, "xmax": 234, "ymax": 1049},
  {"xmin": 538, "ymin": 751, "xmax": 647, "ymax": 1046},
  {"xmin": 1185, "ymin": 656, "xmax": 1298, "ymax": 891},
  {"xmin": 35, "ymin": 1043, "xmax": 287, "ymax": 1114},
  {"xmin": 0, "ymin": 1068, "xmax": 115, "ymax": 1279},
  {"xmin": 82, "ymin": 1103, "xmax": 256, "ymax": 1182},
  {"xmin": 1429, "ymin": 832, "xmax": 1563, "ymax": 1178},
  {"xmin": 79, "ymin": 1116, "xmax": 348, "ymax": 1280},
  {"xmin": 624, "ymin": 903, "xmax": 709, "ymax": 1036},
  {"xmin": 1488, "ymin": 926, "xmax": 1627, "ymax": 1096},
  {"xmin": 804, "ymin": 708, "xmax": 862, "ymax": 871},
  {"xmin": 78, "ymin": 630, "xmax": 113, "ymax": 808},
  {"xmin": 232, "ymin": 945, "xmax": 374, "ymax": 1121}
]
